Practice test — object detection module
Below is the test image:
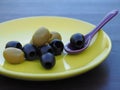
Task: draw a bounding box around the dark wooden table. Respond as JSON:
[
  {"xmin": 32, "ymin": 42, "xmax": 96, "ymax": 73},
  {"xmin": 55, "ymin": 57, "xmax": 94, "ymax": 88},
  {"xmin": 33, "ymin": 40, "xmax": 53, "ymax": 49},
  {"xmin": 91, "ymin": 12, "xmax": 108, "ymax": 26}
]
[{"xmin": 0, "ymin": 0, "xmax": 120, "ymax": 90}]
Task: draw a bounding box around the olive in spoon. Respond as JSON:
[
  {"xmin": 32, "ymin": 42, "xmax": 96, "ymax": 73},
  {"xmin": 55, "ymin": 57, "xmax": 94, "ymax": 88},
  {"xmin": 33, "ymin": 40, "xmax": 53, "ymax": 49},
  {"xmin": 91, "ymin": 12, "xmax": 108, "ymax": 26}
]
[{"xmin": 64, "ymin": 10, "xmax": 119, "ymax": 54}]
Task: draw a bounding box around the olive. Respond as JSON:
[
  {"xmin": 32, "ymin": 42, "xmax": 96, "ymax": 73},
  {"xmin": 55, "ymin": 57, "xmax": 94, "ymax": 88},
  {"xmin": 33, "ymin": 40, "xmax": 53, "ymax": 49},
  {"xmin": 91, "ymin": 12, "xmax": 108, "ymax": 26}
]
[
  {"xmin": 5, "ymin": 41, "xmax": 22, "ymax": 50},
  {"xmin": 38, "ymin": 44, "xmax": 54, "ymax": 56},
  {"xmin": 3, "ymin": 47, "xmax": 25, "ymax": 64},
  {"xmin": 49, "ymin": 39, "xmax": 64, "ymax": 55},
  {"xmin": 49, "ymin": 31, "xmax": 62, "ymax": 42},
  {"xmin": 22, "ymin": 44, "xmax": 38, "ymax": 60},
  {"xmin": 30, "ymin": 39, "xmax": 33, "ymax": 44},
  {"xmin": 31, "ymin": 27, "xmax": 51, "ymax": 47},
  {"xmin": 40, "ymin": 52, "xmax": 55, "ymax": 69},
  {"xmin": 70, "ymin": 33, "xmax": 85, "ymax": 49}
]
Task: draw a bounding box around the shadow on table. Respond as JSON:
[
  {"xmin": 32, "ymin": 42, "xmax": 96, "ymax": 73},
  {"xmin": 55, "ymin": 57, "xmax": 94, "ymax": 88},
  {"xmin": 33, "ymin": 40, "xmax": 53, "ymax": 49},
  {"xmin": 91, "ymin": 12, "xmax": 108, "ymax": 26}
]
[{"xmin": 0, "ymin": 61, "xmax": 109, "ymax": 90}]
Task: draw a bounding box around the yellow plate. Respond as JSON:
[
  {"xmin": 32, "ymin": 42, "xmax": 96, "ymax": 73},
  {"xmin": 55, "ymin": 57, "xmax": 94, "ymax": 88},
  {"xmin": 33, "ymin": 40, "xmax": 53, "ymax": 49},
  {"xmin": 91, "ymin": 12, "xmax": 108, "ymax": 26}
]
[{"xmin": 0, "ymin": 16, "xmax": 111, "ymax": 81}]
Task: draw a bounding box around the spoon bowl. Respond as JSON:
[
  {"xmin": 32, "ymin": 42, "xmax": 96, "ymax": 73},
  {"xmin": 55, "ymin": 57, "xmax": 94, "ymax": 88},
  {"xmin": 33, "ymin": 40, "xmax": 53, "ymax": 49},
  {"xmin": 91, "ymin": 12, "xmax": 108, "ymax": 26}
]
[{"xmin": 65, "ymin": 10, "xmax": 119, "ymax": 54}]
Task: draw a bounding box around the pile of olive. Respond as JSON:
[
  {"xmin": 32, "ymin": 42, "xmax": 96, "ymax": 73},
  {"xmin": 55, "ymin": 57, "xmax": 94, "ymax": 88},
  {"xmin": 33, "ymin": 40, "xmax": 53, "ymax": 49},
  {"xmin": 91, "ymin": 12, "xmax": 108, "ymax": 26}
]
[{"xmin": 3, "ymin": 27, "xmax": 64, "ymax": 69}]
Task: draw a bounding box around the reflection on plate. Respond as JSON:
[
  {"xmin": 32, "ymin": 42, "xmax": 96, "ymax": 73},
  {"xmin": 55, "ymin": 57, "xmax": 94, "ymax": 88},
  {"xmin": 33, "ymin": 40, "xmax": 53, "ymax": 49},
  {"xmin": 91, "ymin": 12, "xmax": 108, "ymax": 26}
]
[{"xmin": 0, "ymin": 16, "xmax": 111, "ymax": 81}]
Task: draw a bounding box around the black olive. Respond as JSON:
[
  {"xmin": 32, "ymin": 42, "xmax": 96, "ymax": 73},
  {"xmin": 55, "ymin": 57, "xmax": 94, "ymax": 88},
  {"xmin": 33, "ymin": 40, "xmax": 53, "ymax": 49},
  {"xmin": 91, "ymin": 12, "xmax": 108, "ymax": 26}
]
[
  {"xmin": 22, "ymin": 44, "xmax": 38, "ymax": 60},
  {"xmin": 5, "ymin": 41, "xmax": 22, "ymax": 50},
  {"xmin": 49, "ymin": 39, "xmax": 64, "ymax": 55},
  {"xmin": 40, "ymin": 53, "xmax": 55, "ymax": 69},
  {"xmin": 38, "ymin": 44, "xmax": 54, "ymax": 56},
  {"xmin": 70, "ymin": 33, "xmax": 85, "ymax": 49}
]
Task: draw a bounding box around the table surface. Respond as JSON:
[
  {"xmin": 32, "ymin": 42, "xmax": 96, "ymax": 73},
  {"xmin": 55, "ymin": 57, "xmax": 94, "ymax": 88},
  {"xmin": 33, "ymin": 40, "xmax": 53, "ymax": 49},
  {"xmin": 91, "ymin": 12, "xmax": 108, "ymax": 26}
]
[{"xmin": 0, "ymin": 0, "xmax": 120, "ymax": 90}]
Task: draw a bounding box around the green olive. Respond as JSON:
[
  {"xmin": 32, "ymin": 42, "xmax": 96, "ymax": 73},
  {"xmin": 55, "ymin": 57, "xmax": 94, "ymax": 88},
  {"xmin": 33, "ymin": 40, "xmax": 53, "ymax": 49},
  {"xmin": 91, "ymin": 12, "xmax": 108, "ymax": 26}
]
[
  {"xmin": 31, "ymin": 27, "xmax": 51, "ymax": 47},
  {"xmin": 49, "ymin": 31, "xmax": 62, "ymax": 42},
  {"xmin": 30, "ymin": 39, "xmax": 33, "ymax": 44},
  {"xmin": 3, "ymin": 47, "xmax": 25, "ymax": 64}
]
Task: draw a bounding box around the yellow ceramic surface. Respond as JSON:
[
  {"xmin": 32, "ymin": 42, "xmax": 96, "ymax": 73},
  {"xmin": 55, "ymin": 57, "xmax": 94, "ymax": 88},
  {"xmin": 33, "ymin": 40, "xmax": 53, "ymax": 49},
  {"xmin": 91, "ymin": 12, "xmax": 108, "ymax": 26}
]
[{"xmin": 0, "ymin": 16, "xmax": 111, "ymax": 81}]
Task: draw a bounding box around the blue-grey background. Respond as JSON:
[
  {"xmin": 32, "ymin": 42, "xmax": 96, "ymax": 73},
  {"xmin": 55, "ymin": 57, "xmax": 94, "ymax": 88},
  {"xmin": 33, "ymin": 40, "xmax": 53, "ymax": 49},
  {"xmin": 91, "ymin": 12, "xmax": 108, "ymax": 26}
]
[{"xmin": 0, "ymin": 0, "xmax": 120, "ymax": 90}]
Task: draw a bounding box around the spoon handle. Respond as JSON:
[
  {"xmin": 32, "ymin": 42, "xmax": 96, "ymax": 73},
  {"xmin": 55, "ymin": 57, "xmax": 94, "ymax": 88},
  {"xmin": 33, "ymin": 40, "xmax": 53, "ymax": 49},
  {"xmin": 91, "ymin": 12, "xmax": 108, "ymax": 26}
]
[{"xmin": 86, "ymin": 10, "xmax": 119, "ymax": 37}]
